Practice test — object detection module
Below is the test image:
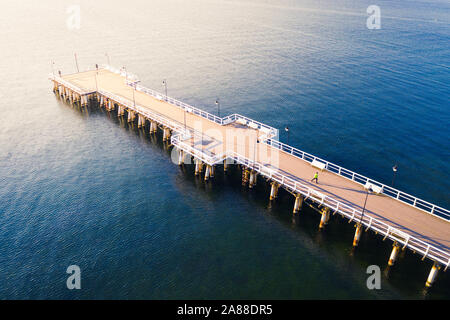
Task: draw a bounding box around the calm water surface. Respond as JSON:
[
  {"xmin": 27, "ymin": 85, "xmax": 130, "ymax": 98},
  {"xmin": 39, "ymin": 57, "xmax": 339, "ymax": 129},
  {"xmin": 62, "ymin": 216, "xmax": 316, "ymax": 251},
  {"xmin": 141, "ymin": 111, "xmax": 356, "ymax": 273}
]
[{"xmin": 0, "ymin": 0, "xmax": 449, "ymax": 299}]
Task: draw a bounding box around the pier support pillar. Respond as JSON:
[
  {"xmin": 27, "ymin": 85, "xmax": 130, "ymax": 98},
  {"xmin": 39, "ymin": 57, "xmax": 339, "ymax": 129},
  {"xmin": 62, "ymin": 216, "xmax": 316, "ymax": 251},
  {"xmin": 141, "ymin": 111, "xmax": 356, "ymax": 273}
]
[
  {"xmin": 178, "ymin": 150, "xmax": 184, "ymax": 166},
  {"xmin": 163, "ymin": 127, "xmax": 171, "ymax": 141},
  {"xmin": 195, "ymin": 159, "xmax": 204, "ymax": 176},
  {"xmin": 195, "ymin": 159, "xmax": 200, "ymax": 176},
  {"xmin": 242, "ymin": 169, "xmax": 250, "ymax": 186},
  {"xmin": 138, "ymin": 115, "xmax": 145, "ymax": 128},
  {"xmin": 293, "ymin": 194, "xmax": 303, "ymax": 214},
  {"xmin": 249, "ymin": 171, "xmax": 257, "ymax": 188},
  {"xmin": 117, "ymin": 104, "xmax": 124, "ymax": 116},
  {"xmin": 388, "ymin": 243, "xmax": 401, "ymax": 266},
  {"xmin": 204, "ymin": 165, "xmax": 211, "ymax": 181},
  {"xmin": 150, "ymin": 121, "xmax": 158, "ymax": 133},
  {"xmin": 128, "ymin": 110, "xmax": 135, "ymax": 123},
  {"xmin": 319, "ymin": 207, "xmax": 331, "ymax": 229},
  {"xmin": 269, "ymin": 182, "xmax": 279, "ymax": 200},
  {"xmin": 210, "ymin": 165, "xmax": 215, "ymax": 178},
  {"xmin": 353, "ymin": 223, "xmax": 363, "ymax": 247},
  {"xmin": 224, "ymin": 160, "xmax": 228, "ymax": 172},
  {"xmin": 70, "ymin": 91, "xmax": 74, "ymax": 104},
  {"xmin": 425, "ymin": 263, "xmax": 441, "ymax": 288}
]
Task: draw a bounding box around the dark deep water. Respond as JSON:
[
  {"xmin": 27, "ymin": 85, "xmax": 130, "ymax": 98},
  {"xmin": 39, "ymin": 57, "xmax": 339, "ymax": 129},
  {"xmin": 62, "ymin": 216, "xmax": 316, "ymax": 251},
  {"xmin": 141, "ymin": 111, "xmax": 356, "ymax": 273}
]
[{"xmin": 0, "ymin": 0, "xmax": 449, "ymax": 299}]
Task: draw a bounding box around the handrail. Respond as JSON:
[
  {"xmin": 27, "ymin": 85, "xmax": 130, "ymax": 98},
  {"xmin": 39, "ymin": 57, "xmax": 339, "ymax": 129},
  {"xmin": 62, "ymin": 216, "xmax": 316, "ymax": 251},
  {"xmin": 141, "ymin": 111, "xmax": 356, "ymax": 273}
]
[
  {"xmin": 264, "ymin": 138, "xmax": 450, "ymax": 221},
  {"xmin": 102, "ymin": 64, "xmax": 139, "ymax": 82},
  {"xmin": 219, "ymin": 151, "xmax": 450, "ymax": 267},
  {"xmin": 98, "ymin": 90, "xmax": 188, "ymax": 136},
  {"xmin": 48, "ymin": 74, "xmax": 93, "ymax": 95},
  {"xmin": 123, "ymin": 80, "xmax": 278, "ymax": 140}
]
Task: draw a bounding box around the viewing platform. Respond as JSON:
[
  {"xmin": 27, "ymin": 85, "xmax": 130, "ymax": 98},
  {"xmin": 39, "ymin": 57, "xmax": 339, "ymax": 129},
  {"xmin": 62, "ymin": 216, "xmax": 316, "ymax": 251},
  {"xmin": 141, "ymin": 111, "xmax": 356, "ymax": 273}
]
[{"xmin": 49, "ymin": 65, "xmax": 450, "ymax": 288}]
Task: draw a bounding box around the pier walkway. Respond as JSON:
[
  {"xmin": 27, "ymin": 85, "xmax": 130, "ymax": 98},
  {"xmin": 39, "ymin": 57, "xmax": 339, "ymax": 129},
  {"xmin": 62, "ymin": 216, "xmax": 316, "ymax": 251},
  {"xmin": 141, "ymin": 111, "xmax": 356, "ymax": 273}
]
[{"xmin": 50, "ymin": 65, "xmax": 450, "ymax": 287}]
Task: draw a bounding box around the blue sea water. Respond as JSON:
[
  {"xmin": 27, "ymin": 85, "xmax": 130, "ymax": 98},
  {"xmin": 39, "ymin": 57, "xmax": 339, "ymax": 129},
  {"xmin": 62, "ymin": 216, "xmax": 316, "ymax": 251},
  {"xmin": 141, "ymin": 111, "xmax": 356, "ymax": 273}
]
[{"xmin": 0, "ymin": 0, "xmax": 449, "ymax": 299}]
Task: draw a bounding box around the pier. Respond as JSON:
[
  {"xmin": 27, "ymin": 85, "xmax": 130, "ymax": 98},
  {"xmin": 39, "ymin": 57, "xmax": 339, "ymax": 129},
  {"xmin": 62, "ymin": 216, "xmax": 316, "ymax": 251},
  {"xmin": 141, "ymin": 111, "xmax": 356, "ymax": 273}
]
[{"xmin": 50, "ymin": 64, "xmax": 450, "ymax": 288}]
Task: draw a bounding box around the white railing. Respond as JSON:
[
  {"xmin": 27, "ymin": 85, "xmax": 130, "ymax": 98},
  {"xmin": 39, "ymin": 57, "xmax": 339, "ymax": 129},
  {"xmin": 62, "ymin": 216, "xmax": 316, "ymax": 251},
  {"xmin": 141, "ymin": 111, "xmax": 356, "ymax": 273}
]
[
  {"xmin": 102, "ymin": 64, "xmax": 139, "ymax": 82},
  {"xmin": 265, "ymin": 138, "xmax": 450, "ymax": 221},
  {"xmin": 223, "ymin": 113, "xmax": 278, "ymax": 140},
  {"xmin": 98, "ymin": 90, "xmax": 188, "ymax": 136},
  {"xmin": 48, "ymin": 74, "xmax": 94, "ymax": 95},
  {"xmin": 170, "ymin": 134, "xmax": 450, "ymax": 267},
  {"xmin": 124, "ymin": 82, "xmax": 278, "ymax": 139},
  {"xmin": 223, "ymin": 151, "xmax": 450, "ymax": 269},
  {"xmin": 133, "ymin": 84, "xmax": 224, "ymax": 125},
  {"xmin": 116, "ymin": 65, "xmax": 447, "ymax": 221}
]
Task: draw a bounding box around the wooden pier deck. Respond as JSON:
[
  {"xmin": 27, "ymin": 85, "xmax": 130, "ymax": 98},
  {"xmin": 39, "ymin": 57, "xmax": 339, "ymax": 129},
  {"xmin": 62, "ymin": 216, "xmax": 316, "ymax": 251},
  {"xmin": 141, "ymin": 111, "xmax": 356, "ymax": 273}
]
[{"xmin": 50, "ymin": 65, "xmax": 450, "ymax": 287}]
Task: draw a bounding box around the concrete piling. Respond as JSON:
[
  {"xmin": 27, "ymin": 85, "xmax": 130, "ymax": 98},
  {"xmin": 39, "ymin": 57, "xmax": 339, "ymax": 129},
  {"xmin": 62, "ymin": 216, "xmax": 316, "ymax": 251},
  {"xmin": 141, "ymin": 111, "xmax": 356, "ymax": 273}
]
[
  {"xmin": 388, "ymin": 243, "xmax": 401, "ymax": 266},
  {"xmin": 163, "ymin": 127, "xmax": 171, "ymax": 141},
  {"xmin": 269, "ymin": 182, "xmax": 279, "ymax": 200},
  {"xmin": 118, "ymin": 104, "xmax": 124, "ymax": 116},
  {"xmin": 128, "ymin": 110, "xmax": 135, "ymax": 122},
  {"xmin": 319, "ymin": 207, "xmax": 330, "ymax": 229},
  {"xmin": 242, "ymin": 169, "xmax": 250, "ymax": 186},
  {"xmin": 138, "ymin": 115, "xmax": 145, "ymax": 128},
  {"xmin": 425, "ymin": 263, "xmax": 440, "ymax": 288},
  {"xmin": 150, "ymin": 121, "xmax": 158, "ymax": 133},
  {"xmin": 293, "ymin": 194, "xmax": 303, "ymax": 214},
  {"xmin": 204, "ymin": 165, "xmax": 211, "ymax": 181},
  {"xmin": 353, "ymin": 223, "xmax": 363, "ymax": 247},
  {"xmin": 249, "ymin": 171, "xmax": 257, "ymax": 188}
]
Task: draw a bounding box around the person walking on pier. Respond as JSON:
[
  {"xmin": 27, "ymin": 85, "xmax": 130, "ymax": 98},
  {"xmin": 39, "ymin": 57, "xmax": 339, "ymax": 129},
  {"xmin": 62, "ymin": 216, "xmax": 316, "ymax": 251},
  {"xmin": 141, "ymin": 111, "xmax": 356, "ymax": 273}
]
[{"xmin": 311, "ymin": 172, "xmax": 319, "ymax": 184}]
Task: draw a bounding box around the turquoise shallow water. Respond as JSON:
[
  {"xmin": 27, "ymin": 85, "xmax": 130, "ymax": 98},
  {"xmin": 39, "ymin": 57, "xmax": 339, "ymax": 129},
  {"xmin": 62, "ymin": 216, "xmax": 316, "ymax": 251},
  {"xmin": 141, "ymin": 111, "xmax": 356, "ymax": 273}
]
[{"xmin": 0, "ymin": 0, "xmax": 449, "ymax": 299}]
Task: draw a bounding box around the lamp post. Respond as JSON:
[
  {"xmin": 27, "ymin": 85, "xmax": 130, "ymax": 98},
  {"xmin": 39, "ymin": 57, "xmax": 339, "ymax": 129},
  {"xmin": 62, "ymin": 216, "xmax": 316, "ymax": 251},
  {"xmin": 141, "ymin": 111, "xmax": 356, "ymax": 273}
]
[
  {"xmin": 162, "ymin": 80, "xmax": 168, "ymax": 101},
  {"xmin": 123, "ymin": 66, "xmax": 127, "ymax": 81},
  {"xmin": 392, "ymin": 164, "xmax": 398, "ymax": 187},
  {"xmin": 359, "ymin": 186, "xmax": 372, "ymax": 225},
  {"xmin": 95, "ymin": 64, "xmax": 99, "ymax": 92},
  {"xmin": 285, "ymin": 126, "xmax": 290, "ymax": 144},
  {"xmin": 215, "ymin": 99, "xmax": 220, "ymax": 117},
  {"xmin": 74, "ymin": 53, "xmax": 79, "ymax": 72}
]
